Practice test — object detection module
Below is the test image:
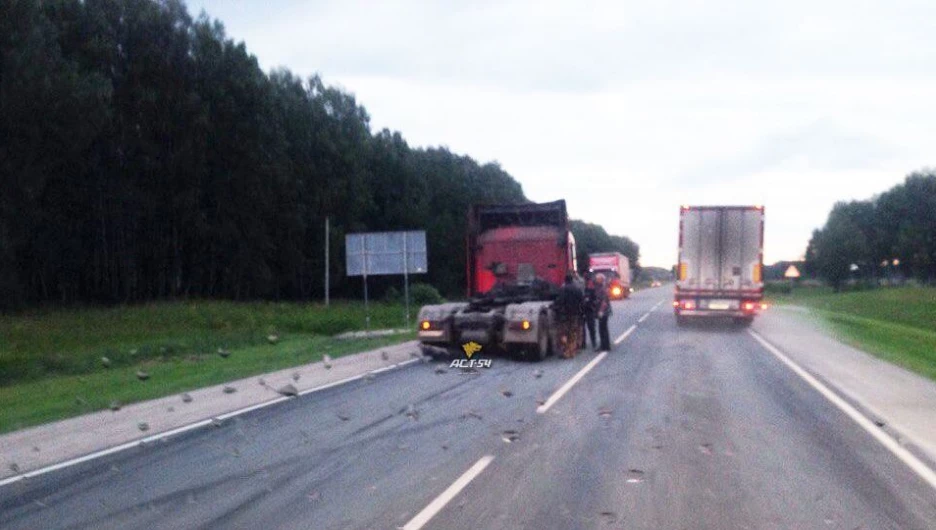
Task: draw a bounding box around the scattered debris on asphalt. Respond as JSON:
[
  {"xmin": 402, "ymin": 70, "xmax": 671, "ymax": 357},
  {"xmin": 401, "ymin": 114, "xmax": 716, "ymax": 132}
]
[
  {"xmin": 502, "ymin": 430, "xmax": 520, "ymax": 443},
  {"xmin": 626, "ymin": 469, "xmax": 645, "ymax": 483},
  {"xmin": 276, "ymin": 384, "xmax": 299, "ymax": 397},
  {"xmin": 137, "ymin": 422, "xmax": 149, "ymax": 432},
  {"xmin": 181, "ymin": 393, "xmax": 193, "ymax": 403},
  {"xmin": 222, "ymin": 385, "xmax": 237, "ymax": 394}
]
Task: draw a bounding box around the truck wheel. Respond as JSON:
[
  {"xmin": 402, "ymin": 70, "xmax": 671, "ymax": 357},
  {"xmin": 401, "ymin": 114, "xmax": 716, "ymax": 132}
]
[{"xmin": 531, "ymin": 320, "xmax": 550, "ymax": 361}]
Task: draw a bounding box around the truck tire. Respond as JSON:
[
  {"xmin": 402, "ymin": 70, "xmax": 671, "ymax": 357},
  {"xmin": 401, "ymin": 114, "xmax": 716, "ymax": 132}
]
[{"xmin": 530, "ymin": 317, "xmax": 550, "ymax": 361}]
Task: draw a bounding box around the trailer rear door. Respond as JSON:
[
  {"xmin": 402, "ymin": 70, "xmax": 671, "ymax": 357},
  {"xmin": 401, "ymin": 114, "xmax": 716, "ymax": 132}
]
[{"xmin": 678, "ymin": 207, "xmax": 763, "ymax": 294}]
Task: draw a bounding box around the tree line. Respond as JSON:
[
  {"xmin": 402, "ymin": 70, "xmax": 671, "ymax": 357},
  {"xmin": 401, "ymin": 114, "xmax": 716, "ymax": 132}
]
[
  {"xmin": 806, "ymin": 171, "xmax": 936, "ymax": 289},
  {"xmin": 0, "ymin": 0, "xmax": 638, "ymax": 309}
]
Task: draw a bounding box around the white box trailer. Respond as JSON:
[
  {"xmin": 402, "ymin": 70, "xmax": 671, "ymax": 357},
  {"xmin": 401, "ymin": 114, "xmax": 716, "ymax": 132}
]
[{"xmin": 674, "ymin": 205, "xmax": 765, "ymax": 325}]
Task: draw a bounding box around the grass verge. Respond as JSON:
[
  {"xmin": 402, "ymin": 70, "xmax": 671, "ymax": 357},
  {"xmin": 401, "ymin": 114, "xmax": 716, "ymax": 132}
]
[
  {"xmin": 0, "ymin": 301, "xmax": 415, "ymax": 433},
  {"xmin": 768, "ymin": 286, "xmax": 936, "ymax": 381}
]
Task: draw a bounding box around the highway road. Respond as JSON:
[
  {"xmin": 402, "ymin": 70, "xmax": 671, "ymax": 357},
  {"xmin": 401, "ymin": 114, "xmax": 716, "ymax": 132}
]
[{"xmin": 2, "ymin": 289, "xmax": 935, "ymax": 529}]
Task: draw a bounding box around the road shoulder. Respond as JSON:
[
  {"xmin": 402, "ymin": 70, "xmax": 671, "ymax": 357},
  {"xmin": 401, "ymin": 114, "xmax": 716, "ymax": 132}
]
[
  {"xmin": 0, "ymin": 340, "xmax": 420, "ymax": 482},
  {"xmin": 753, "ymin": 307, "xmax": 936, "ymax": 464}
]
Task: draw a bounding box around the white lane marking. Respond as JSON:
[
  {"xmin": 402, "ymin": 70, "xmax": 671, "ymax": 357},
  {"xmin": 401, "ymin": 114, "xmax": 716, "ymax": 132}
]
[
  {"xmin": 537, "ymin": 352, "xmax": 609, "ymax": 414},
  {"xmin": 748, "ymin": 330, "xmax": 936, "ymax": 491},
  {"xmin": 637, "ymin": 313, "xmax": 649, "ymax": 323},
  {"xmin": 0, "ymin": 358, "xmax": 420, "ymax": 489},
  {"xmin": 614, "ymin": 324, "xmax": 637, "ymax": 345},
  {"xmin": 651, "ymin": 300, "xmax": 664, "ymax": 312},
  {"xmin": 402, "ymin": 455, "xmax": 495, "ymax": 530}
]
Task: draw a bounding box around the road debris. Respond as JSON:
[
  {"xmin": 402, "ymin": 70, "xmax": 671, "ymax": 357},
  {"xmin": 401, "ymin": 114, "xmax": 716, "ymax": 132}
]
[{"xmin": 276, "ymin": 384, "xmax": 299, "ymax": 397}]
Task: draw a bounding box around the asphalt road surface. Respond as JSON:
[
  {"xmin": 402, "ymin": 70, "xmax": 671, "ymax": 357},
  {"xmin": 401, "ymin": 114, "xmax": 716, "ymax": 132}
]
[{"xmin": 2, "ymin": 289, "xmax": 935, "ymax": 529}]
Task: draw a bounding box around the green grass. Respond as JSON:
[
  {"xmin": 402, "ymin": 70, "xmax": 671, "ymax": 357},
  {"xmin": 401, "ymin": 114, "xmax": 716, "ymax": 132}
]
[
  {"xmin": 769, "ymin": 286, "xmax": 936, "ymax": 381},
  {"xmin": 0, "ymin": 300, "xmax": 415, "ymax": 433}
]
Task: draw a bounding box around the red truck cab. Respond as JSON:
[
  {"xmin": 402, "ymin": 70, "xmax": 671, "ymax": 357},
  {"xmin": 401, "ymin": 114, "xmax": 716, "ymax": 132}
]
[{"xmin": 588, "ymin": 252, "xmax": 631, "ymax": 300}]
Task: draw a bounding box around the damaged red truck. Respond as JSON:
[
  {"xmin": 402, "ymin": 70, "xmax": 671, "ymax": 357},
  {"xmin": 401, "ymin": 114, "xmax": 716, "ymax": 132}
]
[{"xmin": 417, "ymin": 200, "xmax": 577, "ymax": 360}]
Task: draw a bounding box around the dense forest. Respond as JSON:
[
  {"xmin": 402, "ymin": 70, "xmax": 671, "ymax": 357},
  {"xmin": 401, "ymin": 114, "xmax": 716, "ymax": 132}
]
[
  {"xmin": 806, "ymin": 171, "xmax": 936, "ymax": 288},
  {"xmin": 0, "ymin": 0, "xmax": 638, "ymax": 310}
]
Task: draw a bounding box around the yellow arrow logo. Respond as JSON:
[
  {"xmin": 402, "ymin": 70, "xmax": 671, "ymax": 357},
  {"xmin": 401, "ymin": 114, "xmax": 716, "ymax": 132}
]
[{"xmin": 462, "ymin": 341, "xmax": 482, "ymax": 359}]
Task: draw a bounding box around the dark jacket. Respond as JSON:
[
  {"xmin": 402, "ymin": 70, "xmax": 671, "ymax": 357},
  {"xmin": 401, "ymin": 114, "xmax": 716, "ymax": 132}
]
[
  {"xmin": 554, "ymin": 282, "xmax": 584, "ymax": 319},
  {"xmin": 582, "ymin": 285, "xmax": 597, "ymax": 318},
  {"xmin": 594, "ymin": 283, "xmax": 612, "ymax": 318}
]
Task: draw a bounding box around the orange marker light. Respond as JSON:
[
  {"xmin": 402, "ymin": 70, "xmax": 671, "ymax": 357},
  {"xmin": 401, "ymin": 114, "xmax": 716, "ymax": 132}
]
[
  {"xmin": 420, "ymin": 320, "xmax": 431, "ymax": 330},
  {"xmin": 521, "ymin": 320, "xmax": 531, "ymax": 330}
]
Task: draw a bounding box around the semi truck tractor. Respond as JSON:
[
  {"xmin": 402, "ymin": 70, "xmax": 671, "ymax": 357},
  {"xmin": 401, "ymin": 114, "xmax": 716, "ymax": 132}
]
[
  {"xmin": 588, "ymin": 252, "xmax": 631, "ymax": 299},
  {"xmin": 674, "ymin": 205, "xmax": 765, "ymax": 325},
  {"xmin": 417, "ymin": 200, "xmax": 578, "ymax": 361}
]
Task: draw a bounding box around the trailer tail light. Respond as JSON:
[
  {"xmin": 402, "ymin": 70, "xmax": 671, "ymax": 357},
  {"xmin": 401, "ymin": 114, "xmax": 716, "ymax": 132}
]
[
  {"xmin": 672, "ymin": 300, "xmax": 679, "ymax": 308},
  {"xmin": 743, "ymin": 302, "xmax": 756, "ymax": 312},
  {"xmin": 508, "ymin": 319, "xmax": 533, "ymax": 331},
  {"xmin": 679, "ymin": 300, "xmax": 695, "ymax": 310}
]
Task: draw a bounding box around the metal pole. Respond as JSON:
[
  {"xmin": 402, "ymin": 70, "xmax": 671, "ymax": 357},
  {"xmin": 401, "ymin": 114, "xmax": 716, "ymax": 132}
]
[
  {"xmin": 324, "ymin": 217, "xmax": 330, "ymax": 306},
  {"xmin": 403, "ymin": 233, "xmax": 411, "ymax": 329},
  {"xmin": 363, "ymin": 237, "xmax": 370, "ymax": 333}
]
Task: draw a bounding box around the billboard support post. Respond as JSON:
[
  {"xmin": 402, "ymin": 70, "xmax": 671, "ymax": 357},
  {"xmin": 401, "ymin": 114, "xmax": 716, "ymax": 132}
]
[{"xmin": 403, "ymin": 234, "xmax": 410, "ymax": 329}]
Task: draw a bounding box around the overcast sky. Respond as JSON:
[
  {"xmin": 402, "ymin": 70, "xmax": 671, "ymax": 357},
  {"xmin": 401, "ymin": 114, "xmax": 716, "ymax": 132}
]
[{"xmin": 188, "ymin": 0, "xmax": 934, "ymax": 268}]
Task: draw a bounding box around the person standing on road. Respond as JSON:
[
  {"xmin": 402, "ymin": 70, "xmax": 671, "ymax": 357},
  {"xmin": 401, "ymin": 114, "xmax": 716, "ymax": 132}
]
[
  {"xmin": 555, "ymin": 273, "xmax": 584, "ymax": 359},
  {"xmin": 593, "ymin": 273, "xmax": 612, "ymax": 351},
  {"xmin": 581, "ymin": 274, "xmax": 598, "ymax": 350}
]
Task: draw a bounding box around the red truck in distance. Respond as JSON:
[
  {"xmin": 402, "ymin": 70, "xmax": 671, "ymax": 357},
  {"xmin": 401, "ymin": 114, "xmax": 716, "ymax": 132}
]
[
  {"xmin": 588, "ymin": 252, "xmax": 631, "ymax": 300},
  {"xmin": 417, "ymin": 200, "xmax": 578, "ymax": 361}
]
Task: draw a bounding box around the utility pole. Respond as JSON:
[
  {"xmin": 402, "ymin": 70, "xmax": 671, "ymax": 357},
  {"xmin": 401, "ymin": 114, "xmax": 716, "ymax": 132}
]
[{"xmin": 324, "ymin": 216, "xmax": 330, "ymax": 306}]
